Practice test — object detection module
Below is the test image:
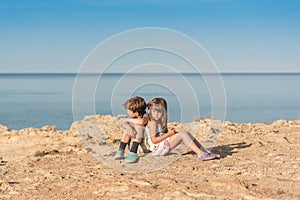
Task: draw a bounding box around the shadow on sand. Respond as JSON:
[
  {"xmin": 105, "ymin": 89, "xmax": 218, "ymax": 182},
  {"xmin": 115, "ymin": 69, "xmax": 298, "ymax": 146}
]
[
  {"xmin": 181, "ymin": 142, "xmax": 251, "ymax": 158},
  {"xmin": 212, "ymin": 142, "xmax": 252, "ymax": 158}
]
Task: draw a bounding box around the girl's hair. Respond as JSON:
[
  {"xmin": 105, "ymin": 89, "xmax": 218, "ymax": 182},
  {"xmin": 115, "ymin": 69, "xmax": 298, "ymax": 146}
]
[
  {"xmin": 147, "ymin": 98, "xmax": 168, "ymax": 131},
  {"xmin": 123, "ymin": 96, "xmax": 146, "ymax": 117}
]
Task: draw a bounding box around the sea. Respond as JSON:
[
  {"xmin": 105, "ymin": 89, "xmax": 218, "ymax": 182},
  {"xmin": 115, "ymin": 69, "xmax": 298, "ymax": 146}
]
[{"xmin": 0, "ymin": 73, "xmax": 299, "ymax": 130}]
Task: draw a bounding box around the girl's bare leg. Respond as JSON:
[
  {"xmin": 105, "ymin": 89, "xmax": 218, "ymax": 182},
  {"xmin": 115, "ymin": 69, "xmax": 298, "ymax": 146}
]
[{"xmin": 169, "ymin": 131, "xmax": 208, "ymax": 156}]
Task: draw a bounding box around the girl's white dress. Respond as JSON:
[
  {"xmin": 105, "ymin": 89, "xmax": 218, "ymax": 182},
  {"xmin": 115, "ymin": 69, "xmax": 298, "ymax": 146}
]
[{"xmin": 144, "ymin": 124, "xmax": 170, "ymax": 156}]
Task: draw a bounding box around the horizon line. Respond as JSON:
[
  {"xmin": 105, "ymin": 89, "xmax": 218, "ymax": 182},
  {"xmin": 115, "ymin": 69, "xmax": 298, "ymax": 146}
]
[{"xmin": 1, "ymin": 71, "xmax": 300, "ymax": 75}]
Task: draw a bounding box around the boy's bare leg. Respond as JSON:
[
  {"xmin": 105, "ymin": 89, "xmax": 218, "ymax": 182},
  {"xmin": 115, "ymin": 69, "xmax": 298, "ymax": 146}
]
[
  {"xmin": 114, "ymin": 122, "xmax": 136, "ymax": 159},
  {"xmin": 127, "ymin": 125, "xmax": 148, "ymax": 155},
  {"xmin": 125, "ymin": 125, "xmax": 144, "ymax": 163},
  {"xmin": 121, "ymin": 122, "xmax": 137, "ymax": 150},
  {"xmin": 121, "ymin": 122, "xmax": 137, "ymax": 139},
  {"xmin": 121, "ymin": 132, "xmax": 131, "ymax": 143},
  {"xmin": 133, "ymin": 125, "xmax": 144, "ymax": 143}
]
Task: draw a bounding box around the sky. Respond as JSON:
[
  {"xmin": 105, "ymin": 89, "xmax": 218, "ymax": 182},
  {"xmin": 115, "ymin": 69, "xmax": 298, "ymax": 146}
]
[{"xmin": 0, "ymin": 0, "xmax": 299, "ymax": 73}]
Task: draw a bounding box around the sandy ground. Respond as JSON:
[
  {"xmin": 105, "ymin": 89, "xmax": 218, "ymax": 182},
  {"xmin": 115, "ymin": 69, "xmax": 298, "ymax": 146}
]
[{"xmin": 0, "ymin": 115, "xmax": 299, "ymax": 200}]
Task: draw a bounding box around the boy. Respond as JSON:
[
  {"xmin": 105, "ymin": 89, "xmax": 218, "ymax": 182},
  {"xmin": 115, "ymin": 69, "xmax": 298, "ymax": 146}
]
[{"xmin": 114, "ymin": 96, "xmax": 147, "ymax": 163}]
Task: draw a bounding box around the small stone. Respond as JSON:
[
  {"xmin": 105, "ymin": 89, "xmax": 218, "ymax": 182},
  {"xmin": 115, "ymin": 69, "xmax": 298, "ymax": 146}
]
[{"xmin": 41, "ymin": 125, "xmax": 56, "ymax": 132}]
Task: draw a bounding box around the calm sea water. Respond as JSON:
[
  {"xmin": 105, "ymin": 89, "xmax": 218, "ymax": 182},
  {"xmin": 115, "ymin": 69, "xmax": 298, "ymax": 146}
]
[{"xmin": 0, "ymin": 73, "xmax": 299, "ymax": 130}]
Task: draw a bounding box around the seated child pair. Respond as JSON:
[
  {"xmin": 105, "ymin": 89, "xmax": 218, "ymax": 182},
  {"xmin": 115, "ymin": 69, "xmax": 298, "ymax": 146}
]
[{"xmin": 114, "ymin": 96, "xmax": 220, "ymax": 163}]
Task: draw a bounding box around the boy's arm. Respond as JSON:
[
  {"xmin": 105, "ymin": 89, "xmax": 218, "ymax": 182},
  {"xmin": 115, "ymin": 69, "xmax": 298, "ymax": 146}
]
[{"xmin": 123, "ymin": 118, "xmax": 145, "ymax": 126}]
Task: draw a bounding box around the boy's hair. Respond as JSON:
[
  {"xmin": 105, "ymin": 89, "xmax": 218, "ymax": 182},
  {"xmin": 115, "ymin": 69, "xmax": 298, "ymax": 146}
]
[
  {"xmin": 147, "ymin": 97, "xmax": 168, "ymax": 131},
  {"xmin": 123, "ymin": 96, "xmax": 146, "ymax": 117}
]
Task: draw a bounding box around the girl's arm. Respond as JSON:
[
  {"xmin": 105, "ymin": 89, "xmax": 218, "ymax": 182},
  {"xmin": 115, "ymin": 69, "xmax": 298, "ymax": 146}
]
[{"xmin": 148, "ymin": 120, "xmax": 176, "ymax": 144}]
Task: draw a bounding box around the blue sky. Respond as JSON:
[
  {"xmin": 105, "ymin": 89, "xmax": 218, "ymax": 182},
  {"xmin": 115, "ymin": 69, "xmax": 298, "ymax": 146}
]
[{"xmin": 0, "ymin": 0, "xmax": 299, "ymax": 73}]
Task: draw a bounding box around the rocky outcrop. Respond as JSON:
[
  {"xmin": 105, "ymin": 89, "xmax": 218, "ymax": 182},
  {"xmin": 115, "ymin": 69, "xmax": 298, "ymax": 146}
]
[{"xmin": 0, "ymin": 115, "xmax": 299, "ymax": 199}]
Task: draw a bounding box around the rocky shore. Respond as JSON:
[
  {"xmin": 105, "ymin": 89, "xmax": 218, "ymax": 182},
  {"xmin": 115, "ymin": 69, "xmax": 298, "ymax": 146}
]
[{"xmin": 1, "ymin": 115, "xmax": 299, "ymax": 199}]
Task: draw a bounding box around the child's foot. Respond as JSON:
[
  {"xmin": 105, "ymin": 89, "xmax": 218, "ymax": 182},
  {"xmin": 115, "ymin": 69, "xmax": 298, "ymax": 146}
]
[
  {"xmin": 125, "ymin": 152, "xmax": 139, "ymax": 163},
  {"xmin": 114, "ymin": 150, "xmax": 125, "ymax": 160},
  {"xmin": 197, "ymin": 152, "xmax": 220, "ymax": 161}
]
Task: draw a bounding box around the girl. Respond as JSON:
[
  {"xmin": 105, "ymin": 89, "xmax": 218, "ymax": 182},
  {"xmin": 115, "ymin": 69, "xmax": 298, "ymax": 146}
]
[{"xmin": 145, "ymin": 97, "xmax": 220, "ymax": 161}]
